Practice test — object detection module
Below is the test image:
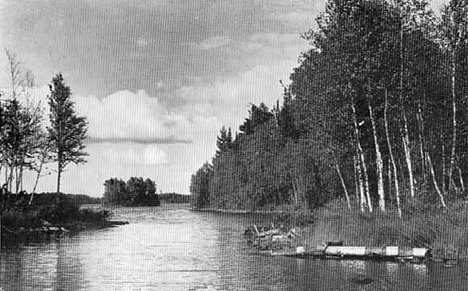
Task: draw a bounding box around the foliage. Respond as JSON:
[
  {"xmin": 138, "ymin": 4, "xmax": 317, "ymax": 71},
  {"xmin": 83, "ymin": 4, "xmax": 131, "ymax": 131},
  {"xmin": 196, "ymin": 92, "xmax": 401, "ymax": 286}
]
[
  {"xmin": 103, "ymin": 177, "xmax": 160, "ymax": 207},
  {"xmin": 159, "ymin": 193, "xmax": 190, "ymax": 203},
  {"xmin": 0, "ymin": 50, "xmax": 48, "ymax": 195},
  {"xmin": 48, "ymin": 73, "xmax": 88, "ymax": 194},
  {"xmin": 190, "ymin": 0, "xmax": 468, "ymax": 216},
  {"xmin": 190, "ymin": 163, "xmax": 213, "ymax": 209}
]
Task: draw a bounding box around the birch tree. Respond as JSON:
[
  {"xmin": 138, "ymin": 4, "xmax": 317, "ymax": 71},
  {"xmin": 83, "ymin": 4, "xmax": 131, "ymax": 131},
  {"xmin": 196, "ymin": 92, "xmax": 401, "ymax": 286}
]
[{"xmin": 439, "ymin": 0, "xmax": 468, "ymax": 195}]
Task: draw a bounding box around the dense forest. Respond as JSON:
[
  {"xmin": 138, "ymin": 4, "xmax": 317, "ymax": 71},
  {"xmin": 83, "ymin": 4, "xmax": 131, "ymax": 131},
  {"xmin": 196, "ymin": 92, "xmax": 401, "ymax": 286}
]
[
  {"xmin": 159, "ymin": 193, "xmax": 190, "ymax": 204},
  {"xmin": 190, "ymin": 0, "xmax": 468, "ymax": 214},
  {"xmin": 102, "ymin": 177, "xmax": 160, "ymax": 207}
]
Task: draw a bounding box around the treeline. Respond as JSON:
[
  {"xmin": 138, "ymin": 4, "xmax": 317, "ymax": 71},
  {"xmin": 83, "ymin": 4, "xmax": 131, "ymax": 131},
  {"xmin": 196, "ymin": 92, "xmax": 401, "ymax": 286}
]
[
  {"xmin": 190, "ymin": 0, "xmax": 468, "ymax": 215},
  {"xmin": 159, "ymin": 193, "xmax": 190, "ymax": 204},
  {"xmin": 0, "ymin": 50, "xmax": 88, "ymax": 202},
  {"xmin": 102, "ymin": 177, "xmax": 160, "ymax": 207}
]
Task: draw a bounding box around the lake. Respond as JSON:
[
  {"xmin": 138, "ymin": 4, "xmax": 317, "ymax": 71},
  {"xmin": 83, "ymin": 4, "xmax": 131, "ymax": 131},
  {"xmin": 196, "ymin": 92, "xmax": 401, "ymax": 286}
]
[{"xmin": 1, "ymin": 204, "xmax": 468, "ymax": 290}]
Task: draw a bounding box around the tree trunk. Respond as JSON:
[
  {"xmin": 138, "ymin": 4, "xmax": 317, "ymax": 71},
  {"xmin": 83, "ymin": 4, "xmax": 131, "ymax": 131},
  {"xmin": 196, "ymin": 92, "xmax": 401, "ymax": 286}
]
[
  {"xmin": 291, "ymin": 177, "xmax": 298, "ymax": 205},
  {"xmin": 57, "ymin": 162, "xmax": 62, "ymax": 195},
  {"xmin": 427, "ymin": 153, "xmax": 446, "ymax": 208},
  {"xmin": 387, "ymin": 160, "xmax": 393, "ymax": 203},
  {"xmin": 7, "ymin": 166, "xmax": 14, "ymax": 193},
  {"xmin": 448, "ymin": 49, "xmax": 457, "ymax": 195},
  {"xmin": 14, "ymin": 166, "xmax": 19, "ymax": 194},
  {"xmin": 383, "ymin": 88, "xmax": 401, "ymax": 218},
  {"xmin": 457, "ymin": 165, "xmax": 465, "ymax": 193},
  {"xmin": 355, "ymin": 154, "xmax": 365, "ymax": 212},
  {"xmin": 399, "ymin": 22, "xmax": 415, "ymax": 199},
  {"xmin": 351, "ymin": 99, "xmax": 372, "ymax": 212},
  {"xmin": 442, "ymin": 143, "xmax": 447, "ymax": 195},
  {"xmin": 353, "ymin": 155, "xmax": 360, "ymax": 198},
  {"xmin": 336, "ymin": 162, "xmax": 351, "ymax": 209},
  {"xmin": 417, "ymin": 101, "xmax": 427, "ymax": 186},
  {"xmin": 30, "ymin": 155, "xmax": 47, "ymax": 205},
  {"xmin": 368, "ymin": 93, "xmax": 385, "ymax": 211}
]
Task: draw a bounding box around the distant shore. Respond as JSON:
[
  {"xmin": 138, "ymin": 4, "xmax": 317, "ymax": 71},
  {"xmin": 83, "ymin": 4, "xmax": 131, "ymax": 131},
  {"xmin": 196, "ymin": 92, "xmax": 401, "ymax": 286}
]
[{"xmin": 190, "ymin": 207, "xmax": 298, "ymax": 214}]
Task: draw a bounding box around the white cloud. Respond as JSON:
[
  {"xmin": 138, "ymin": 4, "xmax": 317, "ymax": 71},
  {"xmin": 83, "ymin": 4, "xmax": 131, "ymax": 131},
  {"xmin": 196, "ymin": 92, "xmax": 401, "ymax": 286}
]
[
  {"xmin": 177, "ymin": 33, "xmax": 308, "ymax": 130},
  {"xmin": 266, "ymin": 11, "xmax": 315, "ymax": 29},
  {"xmin": 197, "ymin": 36, "xmax": 232, "ymax": 50},
  {"xmin": 73, "ymin": 89, "xmax": 220, "ymax": 142},
  {"xmin": 136, "ymin": 38, "xmax": 148, "ymax": 47},
  {"xmin": 102, "ymin": 143, "xmax": 169, "ymax": 166}
]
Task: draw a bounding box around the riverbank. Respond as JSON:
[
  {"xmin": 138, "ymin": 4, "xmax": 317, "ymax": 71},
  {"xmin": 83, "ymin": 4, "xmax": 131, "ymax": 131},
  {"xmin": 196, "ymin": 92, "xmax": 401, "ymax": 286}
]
[
  {"xmin": 298, "ymin": 199, "xmax": 468, "ymax": 260},
  {"xmin": 1, "ymin": 193, "xmax": 128, "ymax": 246}
]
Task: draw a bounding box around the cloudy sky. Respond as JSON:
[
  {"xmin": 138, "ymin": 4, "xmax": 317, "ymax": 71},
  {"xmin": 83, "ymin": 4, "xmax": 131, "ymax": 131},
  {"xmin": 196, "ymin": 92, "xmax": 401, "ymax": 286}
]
[{"xmin": 0, "ymin": 0, "xmax": 447, "ymax": 196}]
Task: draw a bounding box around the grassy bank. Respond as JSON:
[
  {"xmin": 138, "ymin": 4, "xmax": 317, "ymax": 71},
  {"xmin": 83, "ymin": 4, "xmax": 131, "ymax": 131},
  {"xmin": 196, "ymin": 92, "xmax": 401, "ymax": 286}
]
[
  {"xmin": 1, "ymin": 193, "xmax": 124, "ymax": 245},
  {"xmin": 299, "ymin": 199, "xmax": 468, "ymax": 258}
]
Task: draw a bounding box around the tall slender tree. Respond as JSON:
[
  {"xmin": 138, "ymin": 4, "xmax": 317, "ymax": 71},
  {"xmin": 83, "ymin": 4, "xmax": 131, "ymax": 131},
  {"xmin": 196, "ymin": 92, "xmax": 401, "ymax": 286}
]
[
  {"xmin": 439, "ymin": 0, "xmax": 468, "ymax": 195},
  {"xmin": 48, "ymin": 74, "xmax": 88, "ymax": 195}
]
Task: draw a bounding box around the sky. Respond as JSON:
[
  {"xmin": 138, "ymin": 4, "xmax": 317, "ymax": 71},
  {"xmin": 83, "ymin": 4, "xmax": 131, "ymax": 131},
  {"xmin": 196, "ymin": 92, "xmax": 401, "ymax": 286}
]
[{"xmin": 0, "ymin": 0, "xmax": 448, "ymax": 196}]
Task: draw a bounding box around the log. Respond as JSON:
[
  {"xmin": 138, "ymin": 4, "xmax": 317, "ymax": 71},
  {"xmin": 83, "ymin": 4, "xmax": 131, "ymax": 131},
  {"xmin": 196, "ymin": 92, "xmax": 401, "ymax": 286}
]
[{"xmin": 324, "ymin": 246, "xmax": 429, "ymax": 259}]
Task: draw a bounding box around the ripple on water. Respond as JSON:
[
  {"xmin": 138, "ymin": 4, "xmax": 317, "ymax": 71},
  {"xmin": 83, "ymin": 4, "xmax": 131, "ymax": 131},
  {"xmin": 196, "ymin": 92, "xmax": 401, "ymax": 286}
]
[{"xmin": 2, "ymin": 206, "xmax": 468, "ymax": 291}]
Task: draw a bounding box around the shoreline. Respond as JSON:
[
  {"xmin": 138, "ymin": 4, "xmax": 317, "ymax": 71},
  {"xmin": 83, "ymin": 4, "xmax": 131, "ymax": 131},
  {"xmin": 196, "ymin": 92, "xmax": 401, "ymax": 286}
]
[
  {"xmin": 1, "ymin": 220, "xmax": 129, "ymax": 247},
  {"xmin": 190, "ymin": 207, "xmax": 306, "ymax": 214}
]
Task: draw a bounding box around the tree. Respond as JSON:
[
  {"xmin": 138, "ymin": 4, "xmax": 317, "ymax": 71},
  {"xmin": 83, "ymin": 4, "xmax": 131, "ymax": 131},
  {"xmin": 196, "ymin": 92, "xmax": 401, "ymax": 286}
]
[
  {"xmin": 439, "ymin": 0, "xmax": 468, "ymax": 195},
  {"xmin": 103, "ymin": 178, "xmax": 127, "ymax": 204},
  {"xmin": 190, "ymin": 162, "xmax": 213, "ymax": 209},
  {"xmin": 48, "ymin": 74, "xmax": 88, "ymax": 194}
]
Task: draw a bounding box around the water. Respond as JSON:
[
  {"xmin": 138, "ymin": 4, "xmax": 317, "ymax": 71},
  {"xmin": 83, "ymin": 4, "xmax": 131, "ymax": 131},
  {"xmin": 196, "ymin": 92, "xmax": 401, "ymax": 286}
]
[{"xmin": 1, "ymin": 205, "xmax": 468, "ymax": 291}]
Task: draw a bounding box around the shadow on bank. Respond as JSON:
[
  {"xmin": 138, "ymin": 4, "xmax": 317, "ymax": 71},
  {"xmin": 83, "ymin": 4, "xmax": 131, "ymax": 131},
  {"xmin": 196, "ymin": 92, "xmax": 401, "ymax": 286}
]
[{"xmin": 1, "ymin": 192, "xmax": 128, "ymax": 247}]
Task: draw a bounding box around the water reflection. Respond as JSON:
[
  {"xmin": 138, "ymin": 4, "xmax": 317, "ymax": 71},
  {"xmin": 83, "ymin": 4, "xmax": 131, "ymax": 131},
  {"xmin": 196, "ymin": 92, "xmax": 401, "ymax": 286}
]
[{"xmin": 1, "ymin": 206, "xmax": 468, "ymax": 291}]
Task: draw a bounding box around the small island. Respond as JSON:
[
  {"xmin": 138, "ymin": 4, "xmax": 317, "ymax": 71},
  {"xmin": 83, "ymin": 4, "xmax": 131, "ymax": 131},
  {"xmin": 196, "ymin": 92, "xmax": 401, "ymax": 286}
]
[{"xmin": 102, "ymin": 177, "xmax": 160, "ymax": 207}]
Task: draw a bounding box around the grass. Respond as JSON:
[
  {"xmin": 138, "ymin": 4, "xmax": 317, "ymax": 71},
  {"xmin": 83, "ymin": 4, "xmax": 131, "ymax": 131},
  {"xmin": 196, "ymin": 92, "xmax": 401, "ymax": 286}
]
[{"xmin": 300, "ymin": 198, "xmax": 468, "ymax": 258}]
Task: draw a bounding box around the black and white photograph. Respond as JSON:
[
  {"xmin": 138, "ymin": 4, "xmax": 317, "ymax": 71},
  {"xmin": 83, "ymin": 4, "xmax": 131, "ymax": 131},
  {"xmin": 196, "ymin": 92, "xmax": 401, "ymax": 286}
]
[{"xmin": 1, "ymin": 0, "xmax": 468, "ymax": 290}]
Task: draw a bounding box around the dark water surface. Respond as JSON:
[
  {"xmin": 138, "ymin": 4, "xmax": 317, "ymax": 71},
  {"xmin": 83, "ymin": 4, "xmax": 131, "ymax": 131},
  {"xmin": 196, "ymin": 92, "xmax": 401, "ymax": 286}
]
[{"xmin": 1, "ymin": 205, "xmax": 468, "ymax": 291}]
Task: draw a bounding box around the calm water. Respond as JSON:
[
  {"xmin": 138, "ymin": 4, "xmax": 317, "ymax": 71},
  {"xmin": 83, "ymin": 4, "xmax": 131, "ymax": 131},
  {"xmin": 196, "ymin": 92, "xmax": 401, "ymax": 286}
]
[{"xmin": 1, "ymin": 205, "xmax": 468, "ymax": 291}]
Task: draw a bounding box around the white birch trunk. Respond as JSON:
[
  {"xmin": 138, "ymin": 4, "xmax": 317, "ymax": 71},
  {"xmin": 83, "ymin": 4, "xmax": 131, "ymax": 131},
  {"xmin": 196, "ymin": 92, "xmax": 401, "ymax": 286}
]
[
  {"xmin": 351, "ymin": 99, "xmax": 372, "ymax": 212},
  {"xmin": 383, "ymin": 89, "xmax": 401, "ymax": 218},
  {"xmin": 399, "ymin": 21, "xmax": 415, "ymax": 199},
  {"xmin": 355, "ymin": 154, "xmax": 365, "ymax": 212},
  {"xmin": 368, "ymin": 94, "xmax": 385, "ymax": 211},
  {"xmin": 448, "ymin": 49, "xmax": 457, "ymax": 195},
  {"xmin": 336, "ymin": 162, "xmax": 351, "ymax": 209},
  {"xmin": 427, "ymin": 153, "xmax": 446, "ymax": 208}
]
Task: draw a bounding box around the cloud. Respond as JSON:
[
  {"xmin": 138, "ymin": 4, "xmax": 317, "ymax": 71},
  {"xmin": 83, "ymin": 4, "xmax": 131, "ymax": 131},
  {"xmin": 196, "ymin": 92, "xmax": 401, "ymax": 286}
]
[
  {"xmin": 87, "ymin": 137, "xmax": 192, "ymax": 144},
  {"xmin": 197, "ymin": 36, "xmax": 232, "ymax": 50},
  {"xmin": 266, "ymin": 11, "xmax": 315, "ymax": 29},
  {"xmin": 136, "ymin": 38, "xmax": 148, "ymax": 47},
  {"xmin": 73, "ymin": 89, "xmax": 216, "ymax": 142},
  {"xmin": 177, "ymin": 33, "xmax": 309, "ymax": 130},
  {"xmin": 102, "ymin": 144, "xmax": 169, "ymax": 166}
]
